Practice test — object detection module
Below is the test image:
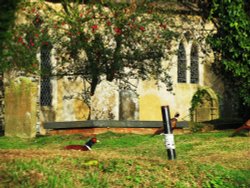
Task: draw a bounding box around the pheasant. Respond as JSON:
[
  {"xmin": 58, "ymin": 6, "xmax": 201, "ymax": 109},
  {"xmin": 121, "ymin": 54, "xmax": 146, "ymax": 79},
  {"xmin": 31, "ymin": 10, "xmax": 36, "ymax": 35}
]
[
  {"xmin": 153, "ymin": 112, "xmax": 180, "ymax": 135},
  {"xmin": 64, "ymin": 137, "xmax": 99, "ymax": 151},
  {"xmin": 231, "ymin": 119, "xmax": 250, "ymax": 136}
]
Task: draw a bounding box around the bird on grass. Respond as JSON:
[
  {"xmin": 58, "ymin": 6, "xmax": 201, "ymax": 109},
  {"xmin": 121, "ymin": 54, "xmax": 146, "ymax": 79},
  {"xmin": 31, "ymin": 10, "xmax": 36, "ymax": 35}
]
[
  {"xmin": 231, "ymin": 119, "xmax": 250, "ymax": 137},
  {"xmin": 64, "ymin": 137, "xmax": 99, "ymax": 151},
  {"xmin": 152, "ymin": 112, "xmax": 180, "ymax": 136}
]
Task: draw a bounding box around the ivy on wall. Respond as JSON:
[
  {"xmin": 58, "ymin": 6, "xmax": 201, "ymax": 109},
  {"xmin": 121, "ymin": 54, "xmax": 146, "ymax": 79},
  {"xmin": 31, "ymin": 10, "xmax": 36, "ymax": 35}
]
[{"xmin": 189, "ymin": 88, "xmax": 207, "ymax": 120}]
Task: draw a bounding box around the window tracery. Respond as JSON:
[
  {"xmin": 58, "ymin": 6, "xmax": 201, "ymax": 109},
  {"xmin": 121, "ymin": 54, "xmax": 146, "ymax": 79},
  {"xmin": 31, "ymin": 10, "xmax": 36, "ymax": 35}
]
[
  {"xmin": 177, "ymin": 42, "xmax": 187, "ymax": 83},
  {"xmin": 40, "ymin": 44, "xmax": 52, "ymax": 106},
  {"xmin": 190, "ymin": 43, "xmax": 199, "ymax": 84}
]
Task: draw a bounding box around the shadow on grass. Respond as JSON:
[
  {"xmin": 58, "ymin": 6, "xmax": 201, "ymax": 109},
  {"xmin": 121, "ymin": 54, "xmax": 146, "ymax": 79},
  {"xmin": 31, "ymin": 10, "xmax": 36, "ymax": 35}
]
[
  {"xmin": 229, "ymin": 130, "xmax": 250, "ymax": 137},
  {"xmin": 203, "ymin": 118, "xmax": 244, "ymax": 130}
]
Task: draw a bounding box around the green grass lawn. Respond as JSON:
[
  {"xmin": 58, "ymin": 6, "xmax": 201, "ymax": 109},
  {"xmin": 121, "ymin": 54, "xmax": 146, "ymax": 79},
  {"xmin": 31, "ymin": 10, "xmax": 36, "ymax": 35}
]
[{"xmin": 0, "ymin": 130, "xmax": 249, "ymax": 188}]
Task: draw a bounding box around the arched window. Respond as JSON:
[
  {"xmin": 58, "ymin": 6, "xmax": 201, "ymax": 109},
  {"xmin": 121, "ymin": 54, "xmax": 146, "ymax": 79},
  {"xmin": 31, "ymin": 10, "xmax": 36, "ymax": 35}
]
[
  {"xmin": 40, "ymin": 44, "xmax": 52, "ymax": 106},
  {"xmin": 177, "ymin": 42, "xmax": 187, "ymax": 83},
  {"xmin": 190, "ymin": 43, "xmax": 199, "ymax": 83}
]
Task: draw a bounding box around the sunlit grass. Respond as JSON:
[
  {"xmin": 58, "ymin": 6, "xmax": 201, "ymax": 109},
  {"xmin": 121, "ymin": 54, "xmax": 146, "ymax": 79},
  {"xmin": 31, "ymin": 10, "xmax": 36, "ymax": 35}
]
[{"xmin": 0, "ymin": 130, "xmax": 249, "ymax": 187}]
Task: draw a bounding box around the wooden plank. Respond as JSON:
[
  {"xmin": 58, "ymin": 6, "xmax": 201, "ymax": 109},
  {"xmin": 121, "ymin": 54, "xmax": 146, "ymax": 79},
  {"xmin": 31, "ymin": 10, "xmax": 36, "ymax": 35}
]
[{"xmin": 44, "ymin": 120, "xmax": 189, "ymax": 129}]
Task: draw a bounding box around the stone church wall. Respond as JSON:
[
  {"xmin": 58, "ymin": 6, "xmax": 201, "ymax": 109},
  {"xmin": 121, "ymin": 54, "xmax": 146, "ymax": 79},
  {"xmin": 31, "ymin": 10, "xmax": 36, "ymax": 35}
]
[
  {"xmin": 37, "ymin": 13, "xmax": 223, "ymax": 123},
  {"xmin": 1, "ymin": 1, "xmax": 241, "ymax": 137}
]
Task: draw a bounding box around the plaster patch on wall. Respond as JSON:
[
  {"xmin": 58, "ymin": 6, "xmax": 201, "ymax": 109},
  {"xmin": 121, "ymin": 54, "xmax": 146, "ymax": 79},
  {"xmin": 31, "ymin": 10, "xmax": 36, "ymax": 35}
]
[
  {"xmin": 63, "ymin": 98, "xmax": 75, "ymax": 121},
  {"xmin": 91, "ymin": 80, "xmax": 119, "ymax": 120},
  {"xmin": 56, "ymin": 79, "xmax": 64, "ymax": 121},
  {"xmin": 74, "ymin": 99, "xmax": 89, "ymax": 120},
  {"xmin": 139, "ymin": 94, "xmax": 162, "ymax": 120},
  {"xmin": 62, "ymin": 77, "xmax": 76, "ymax": 121},
  {"xmin": 119, "ymin": 90, "xmax": 139, "ymax": 120}
]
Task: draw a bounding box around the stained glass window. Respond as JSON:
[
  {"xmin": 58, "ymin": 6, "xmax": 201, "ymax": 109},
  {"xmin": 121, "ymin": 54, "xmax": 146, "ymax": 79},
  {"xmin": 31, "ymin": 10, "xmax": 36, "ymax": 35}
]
[
  {"xmin": 190, "ymin": 43, "xmax": 199, "ymax": 84},
  {"xmin": 177, "ymin": 42, "xmax": 187, "ymax": 83},
  {"xmin": 40, "ymin": 44, "xmax": 52, "ymax": 106}
]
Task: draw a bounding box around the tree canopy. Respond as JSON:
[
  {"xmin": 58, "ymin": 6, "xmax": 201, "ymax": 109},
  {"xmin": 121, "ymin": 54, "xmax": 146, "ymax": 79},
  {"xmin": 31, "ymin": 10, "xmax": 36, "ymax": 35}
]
[
  {"xmin": 1, "ymin": 0, "xmax": 178, "ymax": 100},
  {"xmin": 202, "ymin": 0, "xmax": 250, "ymax": 106},
  {"xmin": 1, "ymin": 0, "xmax": 249, "ymax": 110},
  {"xmin": 0, "ymin": 0, "xmax": 21, "ymax": 74}
]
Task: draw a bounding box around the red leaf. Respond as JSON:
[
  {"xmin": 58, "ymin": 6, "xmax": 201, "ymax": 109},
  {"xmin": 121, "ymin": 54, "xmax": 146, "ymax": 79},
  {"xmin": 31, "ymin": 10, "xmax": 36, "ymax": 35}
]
[
  {"xmin": 114, "ymin": 27, "xmax": 122, "ymax": 35},
  {"xmin": 106, "ymin": 21, "xmax": 112, "ymax": 26},
  {"xmin": 91, "ymin": 25, "xmax": 98, "ymax": 32},
  {"xmin": 18, "ymin": 37, "xmax": 23, "ymax": 43},
  {"xmin": 139, "ymin": 26, "xmax": 145, "ymax": 32},
  {"xmin": 92, "ymin": 25, "xmax": 98, "ymax": 29}
]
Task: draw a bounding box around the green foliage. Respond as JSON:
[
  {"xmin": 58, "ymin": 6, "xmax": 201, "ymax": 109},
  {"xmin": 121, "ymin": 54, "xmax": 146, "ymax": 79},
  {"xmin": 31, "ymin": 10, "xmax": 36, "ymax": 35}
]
[
  {"xmin": 207, "ymin": 0, "xmax": 250, "ymax": 105},
  {"xmin": 81, "ymin": 172, "xmax": 109, "ymax": 188},
  {"xmin": 0, "ymin": 0, "xmax": 21, "ymax": 73},
  {"xmin": 0, "ymin": 1, "xmax": 51, "ymax": 73},
  {"xmin": 189, "ymin": 88, "xmax": 207, "ymax": 119},
  {"xmin": 1, "ymin": 0, "xmax": 178, "ymax": 97}
]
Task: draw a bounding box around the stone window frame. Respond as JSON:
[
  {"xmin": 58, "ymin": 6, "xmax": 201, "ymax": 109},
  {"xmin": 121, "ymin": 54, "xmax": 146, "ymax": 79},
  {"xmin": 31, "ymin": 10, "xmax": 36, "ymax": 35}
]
[
  {"xmin": 34, "ymin": 14, "xmax": 56, "ymax": 108},
  {"xmin": 177, "ymin": 34, "xmax": 201, "ymax": 85},
  {"xmin": 177, "ymin": 40, "xmax": 187, "ymax": 83},
  {"xmin": 40, "ymin": 43, "xmax": 53, "ymax": 107},
  {"xmin": 190, "ymin": 42, "xmax": 199, "ymax": 84}
]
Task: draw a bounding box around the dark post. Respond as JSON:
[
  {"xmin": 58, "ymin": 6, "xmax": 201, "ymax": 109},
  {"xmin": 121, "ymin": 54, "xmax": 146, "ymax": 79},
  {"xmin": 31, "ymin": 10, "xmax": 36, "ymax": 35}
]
[{"xmin": 161, "ymin": 106, "xmax": 176, "ymax": 160}]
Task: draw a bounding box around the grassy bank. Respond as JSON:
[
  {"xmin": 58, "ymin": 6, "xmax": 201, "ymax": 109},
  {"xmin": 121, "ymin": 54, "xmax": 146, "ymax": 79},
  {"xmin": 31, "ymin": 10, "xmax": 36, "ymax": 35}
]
[{"xmin": 0, "ymin": 130, "xmax": 249, "ymax": 187}]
